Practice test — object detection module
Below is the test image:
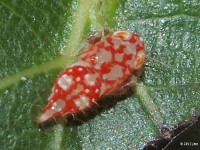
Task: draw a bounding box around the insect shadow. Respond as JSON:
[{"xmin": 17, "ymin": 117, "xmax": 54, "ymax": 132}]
[
  {"xmin": 38, "ymin": 65, "xmax": 145, "ymax": 129},
  {"xmin": 38, "ymin": 86, "xmax": 136, "ymax": 129},
  {"xmin": 67, "ymin": 68, "xmax": 145, "ymax": 127},
  {"xmin": 67, "ymin": 87, "xmax": 135, "ymax": 126}
]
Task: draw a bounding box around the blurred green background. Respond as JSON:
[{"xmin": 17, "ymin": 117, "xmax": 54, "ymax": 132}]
[{"xmin": 0, "ymin": 0, "xmax": 200, "ymax": 149}]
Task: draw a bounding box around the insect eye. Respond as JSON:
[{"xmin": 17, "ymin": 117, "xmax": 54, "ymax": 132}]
[{"xmin": 112, "ymin": 31, "xmax": 130, "ymax": 40}]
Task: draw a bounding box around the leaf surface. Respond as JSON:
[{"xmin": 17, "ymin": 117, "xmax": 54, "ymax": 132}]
[{"xmin": 0, "ymin": 0, "xmax": 200, "ymax": 149}]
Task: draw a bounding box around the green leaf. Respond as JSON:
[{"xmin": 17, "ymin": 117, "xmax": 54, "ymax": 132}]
[{"xmin": 0, "ymin": 0, "xmax": 200, "ymax": 149}]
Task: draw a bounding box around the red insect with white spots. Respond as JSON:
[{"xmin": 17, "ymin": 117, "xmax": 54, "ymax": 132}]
[{"xmin": 38, "ymin": 30, "xmax": 145, "ymax": 123}]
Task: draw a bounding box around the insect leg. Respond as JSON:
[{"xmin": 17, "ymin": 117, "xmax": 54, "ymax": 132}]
[{"xmin": 108, "ymin": 75, "xmax": 138, "ymax": 96}]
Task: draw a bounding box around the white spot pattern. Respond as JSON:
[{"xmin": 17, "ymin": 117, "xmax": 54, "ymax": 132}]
[
  {"xmin": 95, "ymin": 48, "xmax": 112, "ymax": 64},
  {"xmin": 85, "ymin": 89, "xmax": 90, "ymax": 93},
  {"xmin": 102, "ymin": 64, "xmax": 123, "ymax": 81},
  {"xmin": 58, "ymin": 74, "xmax": 73, "ymax": 91},
  {"xmin": 71, "ymin": 84, "xmax": 84, "ymax": 96},
  {"xmin": 76, "ymin": 77, "xmax": 81, "ymax": 81},
  {"xmin": 115, "ymin": 53, "xmax": 124, "ymax": 62},
  {"xmin": 52, "ymin": 99, "xmax": 66, "ymax": 112},
  {"xmin": 95, "ymin": 88, "xmax": 99, "ymax": 93},
  {"xmin": 78, "ymin": 67, "xmax": 83, "ymax": 71},
  {"xmin": 124, "ymin": 42, "xmax": 137, "ymax": 55},
  {"xmin": 68, "ymin": 69, "xmax": 73, "ymax": 72},
  {"xmin": 111, "ymin": 38, "xmax": 122, "ymax": 49},
  {"xmin": 84, "ymin": 73, "xmax": 98, "ymax": 86},
  {"xmin": 39, "ymin": 99, "xmax": 66, "ymax": 123},
  {"xmin": 75, "ymin": 95, "xmax": 90, "ymax": 110}
]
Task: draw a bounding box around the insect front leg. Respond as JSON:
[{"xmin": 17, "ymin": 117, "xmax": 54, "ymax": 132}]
[
  {"xmin": 109, "ymin": 75, "xmax": 138, "ymax": 96},
  {"xmin": 121, "ymin": 75, "xmax": 138, "ymax": 93}
]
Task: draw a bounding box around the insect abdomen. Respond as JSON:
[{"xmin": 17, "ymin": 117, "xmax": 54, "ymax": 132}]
[{"xmin": 38, "ymin": 63, "xmax": 105, "ymax": 123}]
